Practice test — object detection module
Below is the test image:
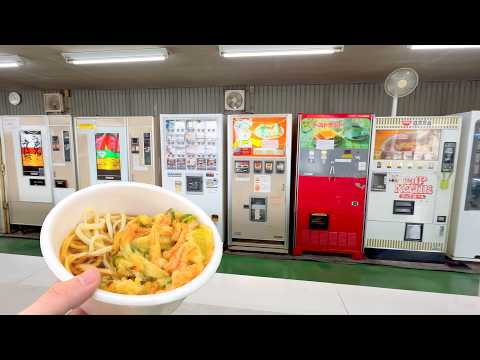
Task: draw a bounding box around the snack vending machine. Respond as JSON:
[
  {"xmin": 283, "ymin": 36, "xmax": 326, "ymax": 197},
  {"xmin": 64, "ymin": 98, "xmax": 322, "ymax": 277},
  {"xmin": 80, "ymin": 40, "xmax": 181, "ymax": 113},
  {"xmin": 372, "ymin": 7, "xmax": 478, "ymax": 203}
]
[
  {"xmin": 159, "ymin": 114, "xmax": 224, "ymax": 240},
  {"xmin": 75, "ymin": 116, "xmax": 159, "ymax": 189},
  {"xmin": 227, "ymin": 114, "xmax": 292, "ymax": 254},
  {"xmin": 448, "ymin": 111, "xmax": 480, "ymax": 261},
  {"xmin": 0, "ymin": 115, "xmax": 77, "ymax": 230},
  {"xmin": 365, "ymin": 116, "xmax": 461, "ymax": 256},
  {"xmin": 293, "ymin": 114, "xmax": 373, "ymax": 260}
]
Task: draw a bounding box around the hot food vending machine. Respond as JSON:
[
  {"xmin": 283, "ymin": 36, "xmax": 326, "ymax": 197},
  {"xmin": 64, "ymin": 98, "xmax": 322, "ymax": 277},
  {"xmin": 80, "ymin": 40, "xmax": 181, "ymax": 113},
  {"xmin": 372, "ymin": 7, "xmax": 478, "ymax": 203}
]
[
  {"xmin": 74, "ymin": 116, "xmax": 159, "ymax": 189},
  {"xmin": 0, "ymin": 115, "xmax": 77, "ymax": 231},
  {"xmin": 364, "ymin": 116, "xmax": 461, "ymax": 258},
  {"xmin": 447, "ymin": 111, "xmax": 480, "ymax": 261},
  {"xmin": 159, "ymin": 114, "xmax": 224, "ymax": 240},
  {"xmin": 293, "ymin": 114, "xmax": 373, "ymax": 260},
  {"xmin": 227, "ymin": 114, "xmax": 292, "ymax": 254}
]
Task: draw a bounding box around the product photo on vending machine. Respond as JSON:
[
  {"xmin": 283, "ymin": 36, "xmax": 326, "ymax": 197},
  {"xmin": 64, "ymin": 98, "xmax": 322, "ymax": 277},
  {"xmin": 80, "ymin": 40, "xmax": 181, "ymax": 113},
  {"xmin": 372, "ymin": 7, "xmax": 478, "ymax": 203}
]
[
  {"xmin": 293, "ymin": 114, "xmax": 373, "ymax": 260},
  {"xmin": 74, "ymin": 116, "xmax": 159, "ymax": 189},
  {"xmin": 227, "ymin": 114, "xmax": 292, "ymax": 254},
  {"xmin": 364, "ymin": 116, "xmax": 462, "ymax": 260},
  {"xmin": 0, "ymin": 115, "xmax": 77, "ymax": 232},
  {"xmin": 448, "ymin": 111, "xmax": 480, "ymax": 262},
  {"xmin": 159, "ymin": 114, "xmax": 225, "ymax": 240}
]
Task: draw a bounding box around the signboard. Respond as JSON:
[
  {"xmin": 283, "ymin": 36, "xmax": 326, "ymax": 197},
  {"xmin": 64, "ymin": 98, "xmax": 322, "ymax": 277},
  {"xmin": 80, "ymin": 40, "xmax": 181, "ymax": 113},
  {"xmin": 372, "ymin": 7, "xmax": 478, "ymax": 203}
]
[
  {"xmin": 299, "ymin": 117, "xmax": 371, "ymax": 151},
  {"xmin": 373, "ymin": 129, "xmax": 440, "ymax": 161},
  {"xmin": 232, "ymin": 116, "xmax": 287, "ymax": 157},
  {"xmin": 393, "ymin": 175, "xmax": 434, "ymax": 200},
  {"xmin": 95, "ymin": 133, "xmax": 121, "ymax": 180},
  {"xmin": 20, "ymin": 130, "xmax": 44, "ymax": 176}
]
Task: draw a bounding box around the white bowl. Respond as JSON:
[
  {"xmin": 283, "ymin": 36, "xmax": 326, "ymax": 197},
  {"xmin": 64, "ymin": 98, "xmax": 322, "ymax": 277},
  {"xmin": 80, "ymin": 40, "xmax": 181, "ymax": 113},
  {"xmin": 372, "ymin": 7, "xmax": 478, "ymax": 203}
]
[{"xmin": 40, "ymin": 182, "xmax": 223, "ymax": 315}]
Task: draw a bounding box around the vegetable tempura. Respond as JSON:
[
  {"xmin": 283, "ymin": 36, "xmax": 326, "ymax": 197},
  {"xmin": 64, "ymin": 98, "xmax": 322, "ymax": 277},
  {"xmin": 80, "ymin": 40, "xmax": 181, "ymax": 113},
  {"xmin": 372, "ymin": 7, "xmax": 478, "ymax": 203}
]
[{"xmin": 59, "ymin": 209, "xmax": 214, "ymax": 295}]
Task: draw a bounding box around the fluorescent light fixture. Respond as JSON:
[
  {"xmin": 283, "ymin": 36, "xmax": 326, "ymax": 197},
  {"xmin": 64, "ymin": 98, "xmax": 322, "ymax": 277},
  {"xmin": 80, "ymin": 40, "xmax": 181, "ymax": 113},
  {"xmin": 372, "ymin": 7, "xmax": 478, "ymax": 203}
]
[
  {"xmin": 219, "ymin": 45, "xmax": 344, "ymax": 58},
  {"xmin": 0, "ymin": 55, "xmax": 23, "ymax": 68},
  {"xmin": 409, "ymin": 45, "xmax": 480, "ymax": 50},
  {"xmin": 62, "ymin": 48, "xmax": 168, "ymax": 65}
]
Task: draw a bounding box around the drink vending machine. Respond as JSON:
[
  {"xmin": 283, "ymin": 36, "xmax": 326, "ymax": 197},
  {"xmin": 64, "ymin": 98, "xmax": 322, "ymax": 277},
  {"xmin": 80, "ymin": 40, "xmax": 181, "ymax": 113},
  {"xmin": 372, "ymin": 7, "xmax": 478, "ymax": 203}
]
[
  {"xmin": 293, "ymin": 114, "xmax": 373, "ymax": 260},
  {"xmin": 447, "ymin": 111, "xmax": 480, "ymax": 261},
  {"xmin": 227, "ymin": 114, "xmax": 292, "ymax": 254},
  {"xmin": 0, "ymin": 115, "xmax": 77, "ymax": 231},
  {"xmin": 159, "ymin": 114, "xmax": 225, "ymax": 240},
  {"xmin": 75, "ymin": 116, "xmax": 159, "ymax": 189},
  {"xmin": 364, "ymin": 116, "xmax": 461, "ymax": 256}
]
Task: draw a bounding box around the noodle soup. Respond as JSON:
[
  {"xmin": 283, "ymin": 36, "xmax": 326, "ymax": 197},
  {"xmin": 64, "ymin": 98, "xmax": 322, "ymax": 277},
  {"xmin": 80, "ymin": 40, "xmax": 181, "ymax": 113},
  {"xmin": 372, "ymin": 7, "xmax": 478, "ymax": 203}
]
[{"xmin": 60, "ymin": 209, "xmax": 214, "ymax": 295}]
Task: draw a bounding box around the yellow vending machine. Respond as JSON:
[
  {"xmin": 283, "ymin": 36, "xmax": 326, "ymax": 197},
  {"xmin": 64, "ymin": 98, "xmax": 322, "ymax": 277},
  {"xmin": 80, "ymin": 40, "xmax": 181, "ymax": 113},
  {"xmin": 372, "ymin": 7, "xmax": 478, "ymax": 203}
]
[
  {"xmin": 74, "ymin": 116, "xmax": 159, "ymax": 188},
  {"xmin": 227, "ymin": 114, "xmax": 292, "ymax": 254},
  {"xmin": 0, "ymin": 115, "xmax": 77, "ymax": 231}
]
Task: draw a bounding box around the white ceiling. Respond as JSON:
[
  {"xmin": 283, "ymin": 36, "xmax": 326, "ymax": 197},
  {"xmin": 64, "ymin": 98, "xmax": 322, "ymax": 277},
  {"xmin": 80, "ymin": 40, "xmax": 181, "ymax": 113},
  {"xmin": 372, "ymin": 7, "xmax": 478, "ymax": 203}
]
[{"xmin": 0, "ymin": 45, "xmax": 480, "ymax": 89}]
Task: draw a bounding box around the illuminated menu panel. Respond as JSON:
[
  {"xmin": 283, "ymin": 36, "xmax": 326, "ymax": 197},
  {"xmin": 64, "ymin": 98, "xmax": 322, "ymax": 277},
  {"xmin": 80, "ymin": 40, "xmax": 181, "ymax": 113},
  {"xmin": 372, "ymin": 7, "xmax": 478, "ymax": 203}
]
[
  {"xmin": 20, "ymin": 130, "xmax": 44, "ymax": 176},
  {"xmin": 95, "ymin": 133, "xmax": 121, "ymax": 180}
]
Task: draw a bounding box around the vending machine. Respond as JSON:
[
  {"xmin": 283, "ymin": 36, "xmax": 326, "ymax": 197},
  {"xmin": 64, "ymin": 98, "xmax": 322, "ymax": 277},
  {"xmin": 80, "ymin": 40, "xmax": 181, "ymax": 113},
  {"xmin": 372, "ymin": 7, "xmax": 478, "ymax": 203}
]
[
  {"xmin": 293, "ymin": 114, "xmax": 373, "ymax": 260},
  {"xmin": 159, "ymin": 114, "xmax": 225, "ymax": 240},
  {"xmin": 447, "ymin": 111, "xmax": 480, "ymax": 261},
  {"xmin": 364, "ymin": 116, "xmax": 461, "ymax": 257},
  {"xmin": 0, "ymin": 115, "xmax": 77, "ymax": 229},
  {"xmin": 75, "ymin": 116, "xmax": 159, "ymax": 189},
  {"xmin": 227, "ymin": 114, "xmax": 292, "ymax": 254}
]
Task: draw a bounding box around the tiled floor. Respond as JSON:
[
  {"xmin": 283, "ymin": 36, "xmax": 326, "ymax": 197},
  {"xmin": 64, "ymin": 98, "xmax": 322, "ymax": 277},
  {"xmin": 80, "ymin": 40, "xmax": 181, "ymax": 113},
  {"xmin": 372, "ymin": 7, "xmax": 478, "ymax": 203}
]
[
  {"xmin": 1, "ymin": 253, "xmax": 480, "ymax": 315},
  {"xmin": 2, "ymin": 237, "xmax": 480, "ymax": 296}
]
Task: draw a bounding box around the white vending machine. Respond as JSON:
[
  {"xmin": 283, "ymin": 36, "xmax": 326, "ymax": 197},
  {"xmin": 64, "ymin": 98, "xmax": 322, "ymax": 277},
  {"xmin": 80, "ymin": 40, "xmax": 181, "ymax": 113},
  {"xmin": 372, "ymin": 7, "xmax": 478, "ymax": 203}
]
[
  {"xmin": 365, "ymin": 116, "xmax": 461, "ymax": 256},
  {"xmin": 159, "ymin": 114, "xmax": 224, "ymax": 240},
  {"xmin": 0, "ymin": 115, "xmax": 77, "ymax": 230},
  {"xmin": 447, "ymin": 111, "xmax": 480, "ymax": 261},
  {"xmin": 75, "ymin": 116, "xmax": 159, "ymax": 189}
]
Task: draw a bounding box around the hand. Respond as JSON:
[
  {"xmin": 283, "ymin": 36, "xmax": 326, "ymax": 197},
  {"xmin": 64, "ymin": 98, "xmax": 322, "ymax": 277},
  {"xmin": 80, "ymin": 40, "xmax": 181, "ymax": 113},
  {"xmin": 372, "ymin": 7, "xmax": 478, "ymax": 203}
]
[{"xmin": 20, "ymin": 268, "xmax": 101, "ymax": 315}]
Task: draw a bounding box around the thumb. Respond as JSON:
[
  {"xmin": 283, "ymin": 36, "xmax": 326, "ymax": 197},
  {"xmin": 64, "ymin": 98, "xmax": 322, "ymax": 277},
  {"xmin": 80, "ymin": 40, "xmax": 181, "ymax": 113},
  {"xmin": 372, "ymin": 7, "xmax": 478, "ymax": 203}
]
[{"xmin": 20, "ymin": 268, "xmax": 101, "ymax": 315}]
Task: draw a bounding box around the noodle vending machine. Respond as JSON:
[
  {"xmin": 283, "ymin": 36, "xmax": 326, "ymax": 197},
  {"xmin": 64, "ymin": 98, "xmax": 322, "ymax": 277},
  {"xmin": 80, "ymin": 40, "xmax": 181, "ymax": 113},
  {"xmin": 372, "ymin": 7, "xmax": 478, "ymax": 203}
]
[
  {"xmin": 159, "ymin": 114, "xmax": 225, "ymax": 240},
  {"xmin": 74, "ymin": 117, "xmax": 159, "ymax": 189},
  {"xmin": 448, "ymin": 111, "xmax": 480, "ymax": 262},
  {"xmin": 0, "ymin": 115, "xmax": 77, "ymax": 230},
  {"xmin": 293, "ymin": 114, "xmax": 373, "ymax": 260},
  {"xmin": 227, "ymin": 114, "xmax": 292, "ymax": 254},
  {"xmin": 364, "ymin": 116, "xmax": 461, "ymax": 256}
]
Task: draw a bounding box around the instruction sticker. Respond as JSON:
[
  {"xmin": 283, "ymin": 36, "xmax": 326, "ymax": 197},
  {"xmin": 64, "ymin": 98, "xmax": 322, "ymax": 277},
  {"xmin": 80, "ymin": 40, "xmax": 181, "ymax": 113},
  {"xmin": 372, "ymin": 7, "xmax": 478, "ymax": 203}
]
[
  {"xmin": 358, "ymin": 161, "xmax": 367, "ymax": 171},
  {"xmin": 3, "ymin": 117, "xmax": 20, "ymax": 131},
  {"xmin": 316, "ymin": 140, "xmax": 334, "ymax": 150},
  {"xmin": 254, "ymin": 175, "xmax": 271, "ymax": 193},
  {"xmin": 77, "ymin": 123, "xmax": 96, "ymax": 131}
]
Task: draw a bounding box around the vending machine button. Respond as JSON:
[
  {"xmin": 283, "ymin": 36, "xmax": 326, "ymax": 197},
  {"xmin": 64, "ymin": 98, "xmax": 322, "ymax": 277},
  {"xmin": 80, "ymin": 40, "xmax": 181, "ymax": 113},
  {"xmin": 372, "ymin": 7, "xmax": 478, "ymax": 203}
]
[{"xmin": 377, "ymin": 162, "xmax": 382, "ymax": 168}]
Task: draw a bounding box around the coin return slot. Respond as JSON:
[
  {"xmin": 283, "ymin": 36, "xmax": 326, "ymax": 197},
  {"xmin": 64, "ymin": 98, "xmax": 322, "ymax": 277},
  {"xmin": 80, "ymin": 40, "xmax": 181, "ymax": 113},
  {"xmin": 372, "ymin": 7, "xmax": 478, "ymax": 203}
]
[{"xmin": 393, "ymin": 200, "xmax": 415, "ymax": 215}]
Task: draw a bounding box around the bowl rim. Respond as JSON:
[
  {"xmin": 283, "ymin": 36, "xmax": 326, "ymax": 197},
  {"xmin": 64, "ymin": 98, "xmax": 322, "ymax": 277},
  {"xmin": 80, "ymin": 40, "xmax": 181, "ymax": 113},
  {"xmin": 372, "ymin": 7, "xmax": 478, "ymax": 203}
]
[{"xmin": 40, "ymin": 182, "xmax": 223, "ymax": 307}]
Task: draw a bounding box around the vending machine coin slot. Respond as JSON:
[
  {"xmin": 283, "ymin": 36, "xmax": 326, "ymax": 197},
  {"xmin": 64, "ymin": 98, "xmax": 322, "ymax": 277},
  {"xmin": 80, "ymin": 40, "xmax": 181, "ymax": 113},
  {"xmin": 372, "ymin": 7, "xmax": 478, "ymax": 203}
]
[
  {"xmin": 404, "ymin": 223, "xmax": 423, "ymax": 241},
  {"xmin": 131, "ymin": 137, "xmax": 140, "ymax": 154},
  {"xmin": 437, "ymin": 216, "xmax": 446, "ymax": 223},
  {"xmin": 275, "ymin": 161, "xmax": 285, "ymax": 174},
  {"xmin": 393, "ymin": 200, "xmax": 415, "ymax": 215},
  {"xmin": 253, "ymin": 161, "xmax": 263, "ymax": 173},
  {"xmin": 441, "ymin": 142, "xmax": 457, "ymax": 172},
  {"xmin": 264, "ymin": 161, "xmax": 274, "ymax": 174},
  {"xmin": 186, "ymin": 176, "xmax": 203, "ymax": 194},
  {"xmin": 250, "ymin": 197, "xmax": 267, "ymax": 222},
  {"xmin": 371, "ymin": 173, "xmax": 387, "ymax": 192},
  {"xmin": 143, "ymin": 133, "xmax": 151, "ymax": 166},
  {"xmin": 309, "ymin": 213, "xmax": 329, "ymax": 230}
]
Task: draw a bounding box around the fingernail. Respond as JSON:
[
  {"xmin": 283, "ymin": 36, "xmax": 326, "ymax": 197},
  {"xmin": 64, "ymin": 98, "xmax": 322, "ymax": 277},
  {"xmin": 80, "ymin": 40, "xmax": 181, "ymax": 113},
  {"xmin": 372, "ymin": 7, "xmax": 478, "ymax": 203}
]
[{"xmin": 78, "ymin": 268, "xmax": 99, "ymax": 286}]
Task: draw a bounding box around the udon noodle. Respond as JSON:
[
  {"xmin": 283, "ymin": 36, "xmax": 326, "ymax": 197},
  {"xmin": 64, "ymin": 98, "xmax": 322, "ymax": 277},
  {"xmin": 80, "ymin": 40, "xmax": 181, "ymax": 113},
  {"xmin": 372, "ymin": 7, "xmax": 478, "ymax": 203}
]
[{"xmin": 59, "ymin": 209, "xmax": 214, "ymax": 295}]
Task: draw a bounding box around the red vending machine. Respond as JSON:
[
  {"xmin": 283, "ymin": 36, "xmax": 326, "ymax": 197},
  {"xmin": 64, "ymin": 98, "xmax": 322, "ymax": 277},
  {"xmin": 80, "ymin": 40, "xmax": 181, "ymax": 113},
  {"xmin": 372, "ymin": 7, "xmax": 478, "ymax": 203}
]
[{"xmin": 293, "ymin": 114, "xmax": 373, "ymax": 259}]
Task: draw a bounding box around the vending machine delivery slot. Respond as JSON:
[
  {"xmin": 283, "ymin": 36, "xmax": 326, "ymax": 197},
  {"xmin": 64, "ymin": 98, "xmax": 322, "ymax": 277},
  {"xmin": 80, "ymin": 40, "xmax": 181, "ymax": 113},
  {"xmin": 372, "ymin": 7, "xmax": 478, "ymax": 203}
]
[
  {"xmin": 393, "ymin": 200, "xmax": 415, "ymax": 215},
  {"xmin": 371, "ymin": 173, "xmax": 387, "ymax": 191},
  {"xmin": 250, "ymin": 196, "xmax": 267, "ymax": 222},
  {"xmin": 405, "ymin": 223, "xmax": 423, "ymax": 241},
  {"xmin": 309, "ymin": 213, "xmax": 329, "ymax": 230}
]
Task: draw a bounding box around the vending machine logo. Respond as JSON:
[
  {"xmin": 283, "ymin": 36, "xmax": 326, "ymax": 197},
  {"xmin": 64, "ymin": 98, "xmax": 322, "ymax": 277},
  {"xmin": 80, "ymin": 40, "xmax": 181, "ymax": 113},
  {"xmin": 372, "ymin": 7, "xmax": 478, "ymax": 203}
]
[
  {"xmin": 394, "ymin": 175, "xmax": 434, "ymax": 199},
  {"xmin": 401, "ymin": 119, "xmax": 433, "ymax": 127},
  {"xmin": 401, "ymin": 119, "xmax": 413, "ymax": 127}
]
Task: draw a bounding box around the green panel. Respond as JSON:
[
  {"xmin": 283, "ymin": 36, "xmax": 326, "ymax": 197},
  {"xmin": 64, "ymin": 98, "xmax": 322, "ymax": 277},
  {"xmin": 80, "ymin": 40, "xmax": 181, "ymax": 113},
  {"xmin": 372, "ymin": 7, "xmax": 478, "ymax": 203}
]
[
  {"xmin": 0, "ymin": 238, "xmax": 42, "ymax": 257},
  {"xmin": 218, "ymin": 254, "xmax": 480, "ymax": 296}
]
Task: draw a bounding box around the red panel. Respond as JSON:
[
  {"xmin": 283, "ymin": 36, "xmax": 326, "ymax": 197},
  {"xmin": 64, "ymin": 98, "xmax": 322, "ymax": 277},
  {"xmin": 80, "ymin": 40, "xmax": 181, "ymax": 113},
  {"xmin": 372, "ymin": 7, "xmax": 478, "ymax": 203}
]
[{"xmin": 294, "ymin": 176, "xmax": 367, "ymax": 259}]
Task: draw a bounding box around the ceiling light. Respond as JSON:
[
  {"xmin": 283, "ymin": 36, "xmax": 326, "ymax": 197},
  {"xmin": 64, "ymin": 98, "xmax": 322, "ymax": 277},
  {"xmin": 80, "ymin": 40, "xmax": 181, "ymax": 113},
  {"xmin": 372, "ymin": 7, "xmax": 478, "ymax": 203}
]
[
  {"xmin": 0, "ymin": 55, "xmax": 23, "ymax": 68},
  {"xmin": 408, "ymin": 45, "xmax": 480, "ymax": 50},
  {"xmin": 219, "ymin": 45, "xmax": 344, "ymax": 58},
  {"xmin": 62, "ymin": 48, "xmax": 168, "ymax": 65}
]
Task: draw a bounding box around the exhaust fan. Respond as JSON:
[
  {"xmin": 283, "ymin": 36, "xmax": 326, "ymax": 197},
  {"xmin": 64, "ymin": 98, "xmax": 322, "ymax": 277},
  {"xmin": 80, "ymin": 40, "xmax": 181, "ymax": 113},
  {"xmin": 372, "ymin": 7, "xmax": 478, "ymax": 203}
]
[
  {"xmin": 43, "ymin": 93, "xmax": 64, "ymax": 113},
  {"xmin": 225, "ymin": 90, "xmax": 245, "ymax": 111}
]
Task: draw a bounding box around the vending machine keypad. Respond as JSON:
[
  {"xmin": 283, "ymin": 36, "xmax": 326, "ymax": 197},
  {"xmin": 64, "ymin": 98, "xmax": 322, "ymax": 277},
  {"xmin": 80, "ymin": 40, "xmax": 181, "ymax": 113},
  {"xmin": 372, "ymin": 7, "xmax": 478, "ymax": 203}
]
[
  {"xmin": 275, "ymin": 161, "xmax": 285, "ymax": 174},
  {"xmin": 254, "ymin": 161, "xmax": 263, "ymax": 173},
  {"xmin": 264, "ymin": 161, "xmax": 274, "ymax": 174},
  {"xmin": 235, "ymin": 161, "xmax": 250, "ymax": 173}
]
